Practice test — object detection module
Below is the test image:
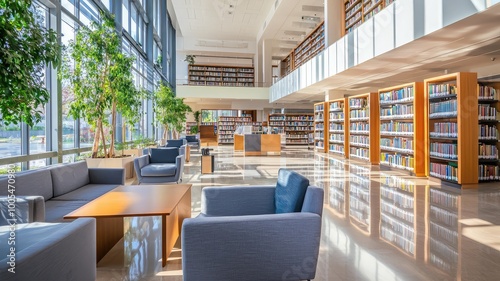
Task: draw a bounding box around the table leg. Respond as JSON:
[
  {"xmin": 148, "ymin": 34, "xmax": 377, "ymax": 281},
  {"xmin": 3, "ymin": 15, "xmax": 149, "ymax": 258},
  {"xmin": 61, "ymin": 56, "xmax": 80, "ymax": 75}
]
[{"xmin": 95, "ymin": 217, "xmax": 124, "ymax": 263}]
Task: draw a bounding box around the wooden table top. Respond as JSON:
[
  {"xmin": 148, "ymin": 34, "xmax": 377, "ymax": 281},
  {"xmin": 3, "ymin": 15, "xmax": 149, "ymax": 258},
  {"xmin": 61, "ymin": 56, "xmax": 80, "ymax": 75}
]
[{"xmin": 64, "ymin": 184, "xmax": 192, "ymax": 219}]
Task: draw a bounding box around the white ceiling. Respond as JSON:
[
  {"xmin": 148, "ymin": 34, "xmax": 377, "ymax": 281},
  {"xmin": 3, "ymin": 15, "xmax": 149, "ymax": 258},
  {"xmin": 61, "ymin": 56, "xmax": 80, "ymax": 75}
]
[{"xmin": 170, "ymin": 0, "xmax": 325, "ymax": 60}]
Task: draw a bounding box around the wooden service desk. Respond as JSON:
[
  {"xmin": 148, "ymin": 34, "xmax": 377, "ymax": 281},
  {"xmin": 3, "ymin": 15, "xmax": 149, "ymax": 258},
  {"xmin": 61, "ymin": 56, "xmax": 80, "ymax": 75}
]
[{"xmin": 234, "ymin": 134, "xmax": 281, "ymax": 156}]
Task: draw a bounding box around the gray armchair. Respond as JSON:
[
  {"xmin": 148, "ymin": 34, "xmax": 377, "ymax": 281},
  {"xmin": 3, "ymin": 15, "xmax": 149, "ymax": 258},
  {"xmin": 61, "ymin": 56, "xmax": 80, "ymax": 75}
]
[
  {"xmin": 181, "ymin": 169, "xmax": 324, "ymax": 281},
  {"xmin": 182, "ymin": 135, "xmax": 200, "ymax": 151},
  {"xmin": 134, "ymin": 147, "xmax": 185, "ymax": 184}
]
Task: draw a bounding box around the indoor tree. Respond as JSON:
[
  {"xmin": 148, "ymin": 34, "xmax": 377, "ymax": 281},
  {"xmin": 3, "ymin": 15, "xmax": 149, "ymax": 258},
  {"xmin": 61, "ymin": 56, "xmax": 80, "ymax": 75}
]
[
  {"xmin": 154, "ymin": 83, "xmax": 192, "ymax": 140},
  {"xmin": 0, "ymin": 0, "xmax": 60, "ymax": 126},
  {"xmin": 61, "ymin": 13, "xmax": 142, "ymax": 158}
]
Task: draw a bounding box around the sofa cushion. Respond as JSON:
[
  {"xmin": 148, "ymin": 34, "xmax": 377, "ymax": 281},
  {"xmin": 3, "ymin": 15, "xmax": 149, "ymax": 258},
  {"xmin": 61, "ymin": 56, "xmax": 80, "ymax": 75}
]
[
  {"xmin": 0, "ymin": 222, "xmax": 66, "ymax": 252},
  {"xmin": 0, "ymin": 169, "xmax": 53, "ymax": 201},
  {"xmin": 150, "ymin": 148, "xmax": 178, "ymax": 164},
  {"xmin": 50, "ymin": 161, "xmax": 90, "ymax": 197},
  {"xmin": 275, "ymin": 169, "xmax": 309, "ymax": 213},
  {"xmin": 51, "ymin": 184, "xmax": 119, "ymax": 201},
  {"xmin": 44, "ymin": 200, "xmax": 87, "ymax": 223},
  {"xmin": 141, "ymin": 164, "xmax": 177, "ymax": 177}
]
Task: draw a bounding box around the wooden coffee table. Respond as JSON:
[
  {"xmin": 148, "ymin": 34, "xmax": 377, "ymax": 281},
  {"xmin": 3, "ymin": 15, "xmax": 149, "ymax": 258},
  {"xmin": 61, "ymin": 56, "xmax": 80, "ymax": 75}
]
[{"xmin": 64, "ymin": 184, "xmax": 191, "ymax": 267}]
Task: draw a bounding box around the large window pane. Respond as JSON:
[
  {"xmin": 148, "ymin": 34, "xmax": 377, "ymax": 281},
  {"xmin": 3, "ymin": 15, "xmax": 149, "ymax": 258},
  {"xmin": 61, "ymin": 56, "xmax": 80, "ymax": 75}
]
[
  {"xmin": 0, "ymin": 123, "xmax": 22, "ymax": 158},
  {"xmin": 80, "ymin": 120, "xmax": 93, "ymax": 148},
  {"xmin": 0, "ymin": 163, "xmax": 22, "ymax": 176},
  {"xmin": 79, "ymin": 0, "xmax": 99, "ymax": 26},
  {"xmin": 61, "ymin": 0, "xmax": 75, "ymax": 15},
  {"xmin": 61, "ymin": 16, "xmax": 77, "ymax": 149},
  {"xmin": 101, "ymin": 0, "xmax": 112, "ymax": 11},
  {"xmin": 29, "ymin": 106, "xmax": 47, "ymax": 154},
  {"xmin": 130, "ymin": 3, "xmax": 137, "ymax": 41},
  {"xmin": 122, "ymin": 0, "xmax": 130, "ymax": 32},
  {"xmin": 29, "ymin": 159, "xmax": 47, "ymax": 170}
]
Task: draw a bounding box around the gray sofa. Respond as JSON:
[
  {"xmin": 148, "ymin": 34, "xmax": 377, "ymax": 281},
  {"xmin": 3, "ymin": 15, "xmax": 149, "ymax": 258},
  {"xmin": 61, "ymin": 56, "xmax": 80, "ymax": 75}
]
[
  {"xmin": 0, "ymin": 161, "xmax": 125, "ymax": 222},
  {"xmin": 0, "ymin": 218, "xmax": 96, "ymax": 281}
]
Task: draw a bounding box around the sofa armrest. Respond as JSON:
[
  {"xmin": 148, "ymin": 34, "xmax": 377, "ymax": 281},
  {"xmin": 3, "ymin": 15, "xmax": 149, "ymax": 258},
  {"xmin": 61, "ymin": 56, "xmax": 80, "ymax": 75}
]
[
  {"xmin": 174, "ymin": 155, "xmax": 185, "ymax": 183},
  {"xmin": 0, "ymin": 196, "xmax": 45, "ymax": 226},
  {"xmin": 88, "ymin": 168, "xmax": 125, "ymax": 185},
  {"xmin": 0, "ymin": 218, "xmax": 96, "ymax": 281},
  {"xmin": 301, "ymin": 186, "xmax": 324, "ymax": 216},
  {"xmin": 201, "ymin": 185, "xmax": 276, "ymax": 216},
  {"xmin": 181, "ymin": 213, "xmax": 321, "ymax": 281}
]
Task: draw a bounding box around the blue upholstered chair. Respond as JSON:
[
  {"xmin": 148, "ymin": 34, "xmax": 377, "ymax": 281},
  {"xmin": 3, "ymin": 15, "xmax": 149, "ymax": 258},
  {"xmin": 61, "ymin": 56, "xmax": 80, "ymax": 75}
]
[
  {"xmin": 133, "ymin": 147, "xmax": 184, "ymax": 184},
  {"xmin": 181, "ymin": 169, "xmax": 324, "ymax": 281},
  {"xmin": 165, "ymin": 139, "xmax": 187, "ymax": 148},
  {"xmin": 182, "ymin": 135, "xmax": 200, "ymax": 151}
]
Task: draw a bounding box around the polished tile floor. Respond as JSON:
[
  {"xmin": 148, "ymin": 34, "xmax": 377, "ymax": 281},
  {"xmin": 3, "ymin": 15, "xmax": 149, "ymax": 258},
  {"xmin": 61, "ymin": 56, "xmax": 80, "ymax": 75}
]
[{"xmin": 97, "ymin": 146, "xmax": 500, "ymax": 281}]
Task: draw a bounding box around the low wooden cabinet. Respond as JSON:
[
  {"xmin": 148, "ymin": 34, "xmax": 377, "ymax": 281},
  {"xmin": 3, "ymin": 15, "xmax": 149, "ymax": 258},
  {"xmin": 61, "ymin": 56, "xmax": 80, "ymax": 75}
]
[{"xmin": 201, "ymin": 155, "xmax": 214, "ymax": 174}]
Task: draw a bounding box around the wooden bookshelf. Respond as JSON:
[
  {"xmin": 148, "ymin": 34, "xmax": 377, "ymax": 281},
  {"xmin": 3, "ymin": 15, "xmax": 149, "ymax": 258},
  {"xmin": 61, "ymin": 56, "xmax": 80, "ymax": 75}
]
[
  {"xmin": 328, "ymin": 98, "xmax": 349, "ymax": 157},
  {"xmin": 477, "ymin": 82, "xmax": 500, "ymax": 182},
  {"xmin": 314, "ymin": 102, "xmax": 328, "ymax": 152},
  {"xmin": 240, "ymin": 110, "xmax": 256, "ymax": 121},
  {"xmin": 378, "ymin": 82, "xmax": 425, "ymax": 176},
  {"xmin": 280, "ymin": 22, "xmax": 325, "ymax": 78},
  {"xmin": 424, "ymin": 72, "xmax": 478, "ymax": 186},
  {"xmin": 343, "ymin": 0, "xmax": 396, "ymax": 35},
  {"xmin": 217, "ymin": 116, "xmax": 252, "ymax": 144},
  {"xmin": 284, "ymin": 113, "xmax": 314, "ymax": 145},
  {"xmin": 348, "ymin": 93, "xmax": 379, "ymax": 163},
  {"xmin": 293, "ymin": 22, "xmax": 325, "ymax": 69},
  {"xmin": 268, "ymin": 113, "xmax": 285, "ymax": 134},
  {"xmin": 188, "ymin": 64, "xmax": 254, "ymax": 87}
]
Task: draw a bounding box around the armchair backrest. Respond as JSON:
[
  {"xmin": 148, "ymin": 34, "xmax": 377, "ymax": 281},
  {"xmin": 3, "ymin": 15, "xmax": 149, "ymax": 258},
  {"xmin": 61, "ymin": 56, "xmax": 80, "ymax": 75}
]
[
  {"xmin": 150, "ymin": 148, "xmax": 179, "ymax": 164},
  {"xmin": 185, "ymin": 135, "xmax": 198, "ymax": 143},
  {"xmin": 166, "ymin": 139, "xmax": 187, "ymax": 148},
  {"xmin": 301, "ymin": 186, "xmax": 324, "ymax": 216}
]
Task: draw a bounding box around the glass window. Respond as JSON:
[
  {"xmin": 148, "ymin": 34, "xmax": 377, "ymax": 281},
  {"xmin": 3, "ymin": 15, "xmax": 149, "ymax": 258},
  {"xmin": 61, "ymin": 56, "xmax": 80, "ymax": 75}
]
[
  {"xmin": 28, "ymin": 106, "xmax": 47, "ymax": 154},
  {"xmin": 122, "ymin": 0, "xmax": 129, "ymax": 32},
  {"xmin": 80, "ymin": 120, "xmax": 93, "ymax": 148},
  {"xmin": 29, "ymin": 159, "xmax": 47, "ymax": 170},
  {"xmin": 61, "ymin": 16, "xmax": 77, "ymax": 149},
  {"xmin": 101, "ymin": 0, "xmax": 112, "ymax": 11},
  {"xmin": 61, "ymin": 0, "xmax": 75, "ymax": 15},
  {"xmin": 0, "ymin": 163, "xmax": 22, "ymax": 176},
  {"xmin": 80, "ymin": 0, "xmax": 99, "ymax": 26},
  {"xmin": 0, "ymin": 123, "xmax": 22, "ymax": 158},
  {"xmin": 130, "ymin": 3, "xmax": 138, "ymax": 41}
]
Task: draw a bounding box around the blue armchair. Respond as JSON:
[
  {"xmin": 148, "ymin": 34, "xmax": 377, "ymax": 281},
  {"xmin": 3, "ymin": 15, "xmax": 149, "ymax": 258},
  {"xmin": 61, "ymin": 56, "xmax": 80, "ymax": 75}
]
[
  {"xmin": 181, "ymin": 169, "xmax": 324, "ymax": 281},
  {"xmin": 182, "ymin": 135, "xmax": 200, "ymax": 151},
  {"xmin": 133, "ymin": 147, "xmax": 184, "ymax": 184},
  {"xmin": 165, "ymin": 139, "xmax": 187, "ymax": 148}
]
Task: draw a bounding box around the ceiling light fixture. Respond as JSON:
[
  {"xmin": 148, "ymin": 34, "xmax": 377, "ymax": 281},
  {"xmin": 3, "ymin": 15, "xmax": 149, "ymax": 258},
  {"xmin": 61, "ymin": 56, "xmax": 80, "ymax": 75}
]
[{"xmin": 301, "ymin": 16, "xmax": 321, "ymax": 22}]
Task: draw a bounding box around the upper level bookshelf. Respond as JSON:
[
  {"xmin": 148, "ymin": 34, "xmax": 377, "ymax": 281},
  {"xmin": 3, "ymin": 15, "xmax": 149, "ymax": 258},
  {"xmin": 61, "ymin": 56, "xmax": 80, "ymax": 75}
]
[
  {"xmin": 477, "ymin": 82, "xmax": 500, "ymax": 182},
  {"xmin": 188, "ymin": 64, "xmax": 254, "ymax": 87},
  {"xmin": 343, "ymin": 0, "xmax": 396, "ymax": 34},
  {"xmin": 379, "ymin": 82, "xmax": 425, "ymax": 176},
  {"xmin": 280, "ymin": 22, "xmax": 325, "ymax": 77},
  {"xmin": 314, "ymin": 102, "xmax": 328, "ymax": 152},
  {"xmin": 424, "ymin": 72, "xmax": 478, "ymax": 185},
  {"xmin": 348, "ymin": 93, "xmax": 379, "ymax": 163},
  {"xmin": 328, "ymin": 98, "xmax": 349, "ymax": 157}
]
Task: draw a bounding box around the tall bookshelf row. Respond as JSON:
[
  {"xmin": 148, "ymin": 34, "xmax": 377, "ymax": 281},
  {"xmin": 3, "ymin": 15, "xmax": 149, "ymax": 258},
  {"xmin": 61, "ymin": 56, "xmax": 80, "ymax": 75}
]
[
  {"xmin": 344, "ymin": 0, "xmax": 397, "ymax": 34},
  {"xmin": 315, "ymin": 72, "xmax": 499, "ymax": 186},
  {"xmin": 217, "ymin": 117, "xmax": 252, "ymax": 144},
  {"xmin": 328, "ymin": 98, "xmax": 349, "ymax": 157},
  {"xmin": 280, "ymin": 22, "xmax": 325, "ymax": 77},
  {"xmin": 379, "ymin": 82, "xmax": 425, "ymax": 176},
  {"xmin": 477, "ymin": 83, "xmax": 500, "ymax": 181},
  {"xmin": 268, "ymin": 113, "xmax": 314, "ymax": 145},
  {"xmin": 314, "ymin": 102, "xmax": 327, "ymax": 151},
  {"xmin": 188, "ymin": 64, "xmax": 254, "ymax": 87}
]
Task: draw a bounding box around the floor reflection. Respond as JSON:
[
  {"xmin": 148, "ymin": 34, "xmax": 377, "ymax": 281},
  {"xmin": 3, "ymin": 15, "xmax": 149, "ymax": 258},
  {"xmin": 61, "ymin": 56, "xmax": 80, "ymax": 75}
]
[{"xmin": 97, "ymin": 146, "xmax": 500, "ymax": 281}]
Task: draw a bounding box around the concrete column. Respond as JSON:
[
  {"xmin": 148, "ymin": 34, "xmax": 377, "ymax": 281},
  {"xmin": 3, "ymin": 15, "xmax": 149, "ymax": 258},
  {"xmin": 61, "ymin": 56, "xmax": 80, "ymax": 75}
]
[
  {"xmin": 262, "ymin": 39, "xmax": 273, "ymax": 87},
  {"xmin": 324, "ymin": 0, "xmax": 343, "ymax": 47}
]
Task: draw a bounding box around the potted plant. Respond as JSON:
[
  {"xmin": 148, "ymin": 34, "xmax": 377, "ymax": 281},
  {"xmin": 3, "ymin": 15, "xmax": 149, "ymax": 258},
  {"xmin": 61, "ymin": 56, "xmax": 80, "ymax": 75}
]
[
  {"xmin": 191, "ymin": 110, "xmax": 201, "ymax": 138},
  {"xmin": 0, "ymin": 1, "xmax": 60, "ymax": 127},
  {"xmin": 184, "ymin": 54, "xmax": 196, "ymax": 65},
  {"xmin": 61, "ymin": 13, "xmax": 142, "ymax": 178},
  {"xmin": 154, "ymin": 83, "xmax": 192, "ymax": 143}
]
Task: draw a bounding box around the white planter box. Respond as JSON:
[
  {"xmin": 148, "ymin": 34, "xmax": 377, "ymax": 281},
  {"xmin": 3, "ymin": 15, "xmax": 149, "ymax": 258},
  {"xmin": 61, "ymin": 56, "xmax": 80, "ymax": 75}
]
[{"xmin": 86, "ymin": 156, "xmax": 135, "ymax": 179}]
